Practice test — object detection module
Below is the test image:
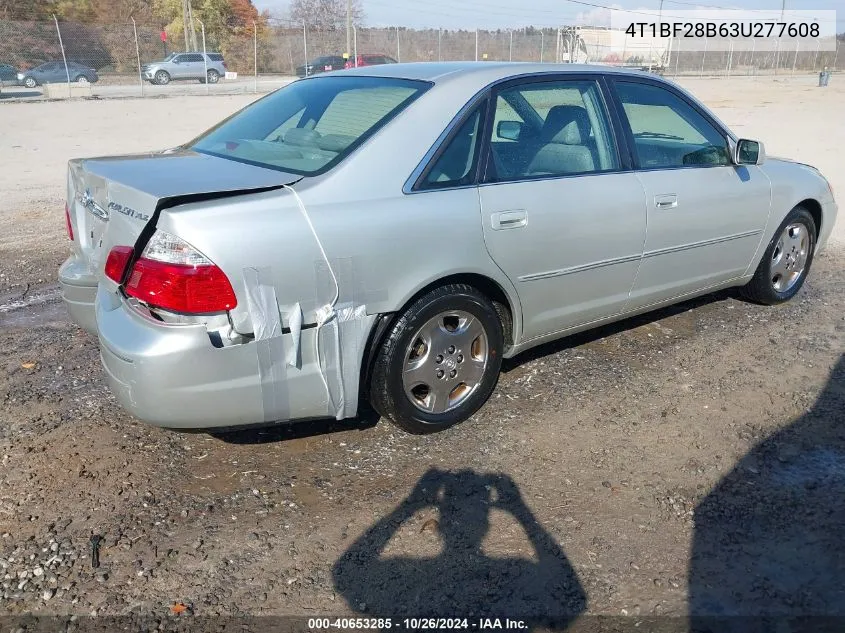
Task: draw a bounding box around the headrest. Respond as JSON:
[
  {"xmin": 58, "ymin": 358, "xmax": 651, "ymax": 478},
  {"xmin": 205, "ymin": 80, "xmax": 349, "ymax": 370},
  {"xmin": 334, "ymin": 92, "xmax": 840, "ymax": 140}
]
[
  {"xmin": 541, "ymin": 105, "xmax": 591, "ymax": 145},
  {"xmin": 284, "ymin": 128, "xmax": 321, "ymax": 147},
  {"xmin": 316, "ymin": 134, "xmax": 355, "ymax": 152}
]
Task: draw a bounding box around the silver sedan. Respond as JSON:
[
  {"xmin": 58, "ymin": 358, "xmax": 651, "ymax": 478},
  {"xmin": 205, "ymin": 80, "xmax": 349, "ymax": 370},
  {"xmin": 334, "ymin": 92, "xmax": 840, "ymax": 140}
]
[{"xmin": 58, "ymin": 63, "xmax": 838, "ymax": 434}]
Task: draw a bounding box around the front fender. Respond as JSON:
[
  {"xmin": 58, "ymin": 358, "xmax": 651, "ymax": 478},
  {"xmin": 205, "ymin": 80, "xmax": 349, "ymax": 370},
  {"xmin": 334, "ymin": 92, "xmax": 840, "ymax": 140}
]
[{"xmin": 747, "ymin": 158, "xmax": 837, "ymax": 274}]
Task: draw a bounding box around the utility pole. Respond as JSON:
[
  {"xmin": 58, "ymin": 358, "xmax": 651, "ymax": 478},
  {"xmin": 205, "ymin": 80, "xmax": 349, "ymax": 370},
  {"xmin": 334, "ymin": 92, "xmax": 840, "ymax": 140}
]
[
  {"xmin": 648, "ymin": 0, "xmax": 664, "ymax": 71},
  {"xmin": 346, "ymin": 0, "xmax": 352, "ymax": 58},
  {"xmin": 185, "ymin": 0, "xmax": 198, "ymax": 51},
  {"xmin": 182, "ymin": 0, "xmax": 189, "ymax": 51},
  {"xmin": 775, "ymin": 0, "xmax": 786, "ymax": 72}
]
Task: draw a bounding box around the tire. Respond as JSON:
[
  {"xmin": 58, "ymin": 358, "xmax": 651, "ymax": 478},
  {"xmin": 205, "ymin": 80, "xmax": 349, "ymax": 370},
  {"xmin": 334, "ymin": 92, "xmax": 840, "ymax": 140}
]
[
  {"xmin": 740, "ymin": 206, "xmax": 817, "ymax": 305},
  {"xmin": 75, "ymin": 75, "xmax": 89, "ymax": 84},
  {"xmin": 369, "ymin": 284, "xmax": 504, "ymax": 434},
  {"xmin": 23, "ymin": 76, "xmax": 37, "ymax": 88},
  {"xmin": 206, "ymin": 69, "xmax": 220, "ymax": 84},
  {"xmin": 154, "ymin": 70, "xmax": 170, "ymax": 85}
]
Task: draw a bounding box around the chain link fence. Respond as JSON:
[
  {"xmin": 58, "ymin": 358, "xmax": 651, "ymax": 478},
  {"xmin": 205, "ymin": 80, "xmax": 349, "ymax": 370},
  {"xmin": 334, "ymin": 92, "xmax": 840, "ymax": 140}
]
[{"xmin": 1, "ymin": 17, "xmax": 842, "ymax": 99}]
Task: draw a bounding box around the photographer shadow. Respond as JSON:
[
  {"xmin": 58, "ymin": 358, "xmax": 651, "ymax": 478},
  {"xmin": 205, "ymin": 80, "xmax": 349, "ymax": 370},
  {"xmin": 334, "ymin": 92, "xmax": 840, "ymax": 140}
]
[
  {"xmin": 689, "ymin": 355, "xmax": 845, "ymax": 631},
  {"xmin": 332, "ymin": 468, "xmax": 585, "ymax": 629}
]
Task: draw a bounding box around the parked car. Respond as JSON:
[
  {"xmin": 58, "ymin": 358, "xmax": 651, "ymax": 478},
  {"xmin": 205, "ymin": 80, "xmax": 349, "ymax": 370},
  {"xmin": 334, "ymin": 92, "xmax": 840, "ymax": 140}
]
[
  {"xmin": 344, "ymin": 53, "xmax": 397, "ymax": 69},
  {"xmin": 296, "ymin": 55, "xmax": 346, "ymax": 78},
  {"xmin": 18, "ymin": 61, "xmax": 98, "ymax": 87},
  {"xmin": 141, "ymin": 52, "xmax": 226, "ymax": 85},
  {"xmin": 59, "ymin": 63, "xmax": 837, "ymax": 434},
  {"xmin": 0, "ymin": 63, "xmax": 19, "ymax": 83}
]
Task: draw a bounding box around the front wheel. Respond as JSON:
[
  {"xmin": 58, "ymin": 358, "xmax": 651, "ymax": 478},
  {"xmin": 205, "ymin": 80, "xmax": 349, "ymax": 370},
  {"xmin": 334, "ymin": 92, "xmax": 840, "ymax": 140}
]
[
  {"xmin": 740, "ymin": 206, "xmax": 817, "ymax": 305},
  {"xmin": 23, "ymin": 76, "xmax": 37, "ymax": 88},
  {"xmin": 369, "ymin": 284, "xmax": 504, "ymax": 434},
  {"xmin": 154, "ymin": 70, "xmax": 170, "ymax": 85}
]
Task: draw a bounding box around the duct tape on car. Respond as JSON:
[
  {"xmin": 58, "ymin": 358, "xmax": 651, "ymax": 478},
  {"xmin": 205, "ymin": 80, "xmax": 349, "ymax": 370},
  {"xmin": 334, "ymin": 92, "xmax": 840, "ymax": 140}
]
[
  {"xmin": 243, "ymin": 266, "xmax": 290, "ymax": 422},
  {"xmin": 314, "ymin": 258, "xmax": 373, "ymax": 420}
]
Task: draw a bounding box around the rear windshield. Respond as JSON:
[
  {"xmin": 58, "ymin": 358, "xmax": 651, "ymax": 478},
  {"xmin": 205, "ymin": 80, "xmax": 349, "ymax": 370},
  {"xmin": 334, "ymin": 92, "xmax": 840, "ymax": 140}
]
[
  {"xmin": 191, "ymin": 76, "xmax": 430, "ymax": 175},
  {"xmin": 208, "ymin": 53, "xmax": 223, "ymax": 61}
]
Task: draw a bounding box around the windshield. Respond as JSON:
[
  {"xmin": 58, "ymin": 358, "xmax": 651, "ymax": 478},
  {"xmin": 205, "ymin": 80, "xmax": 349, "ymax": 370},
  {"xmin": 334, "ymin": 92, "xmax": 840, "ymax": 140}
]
[{"xmin": 190, "ymin": 76, "xmax": 430, "ymax": 175}]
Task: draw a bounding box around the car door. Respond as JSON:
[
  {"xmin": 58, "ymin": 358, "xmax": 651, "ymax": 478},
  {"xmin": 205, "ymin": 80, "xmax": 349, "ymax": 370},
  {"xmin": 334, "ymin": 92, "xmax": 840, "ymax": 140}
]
[
  {"xmin": 170, "ymin": 54, "xmax": 189, "ymax": 79},
  {"xmin": 609, "ymin": 78, "xmax": 772, "ymax": 308},
  {"xmin": 192, "ymin": 53, "xmax": 207, "ymax": 78},
  {"xmin": 179, "ymin": 54, "xmax": 198, "ymax": 78},
  {"xmin": 477, "ymin": 75, "xmax": 647, "ymax": 341},
  {"xmin": 37, "ymin": 63, "xmax": 60, "ymax": 82}
]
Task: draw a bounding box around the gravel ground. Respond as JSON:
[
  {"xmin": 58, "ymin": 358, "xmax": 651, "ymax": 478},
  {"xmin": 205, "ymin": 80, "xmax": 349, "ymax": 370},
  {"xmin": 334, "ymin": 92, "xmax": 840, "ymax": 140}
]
[{"xmin": 0, "ymin": 75, "xmax": 843, "ymax": 628}]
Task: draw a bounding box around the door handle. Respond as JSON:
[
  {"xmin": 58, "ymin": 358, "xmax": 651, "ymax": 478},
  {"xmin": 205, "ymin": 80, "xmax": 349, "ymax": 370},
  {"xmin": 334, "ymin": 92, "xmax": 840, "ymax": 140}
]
[
  {"xmin": 654, "ymin": 194, "xmax": 678, "ymax": 210},
  {"xmin": 491, "ymin": 210, "xmax": 527, "ymax": 230}
]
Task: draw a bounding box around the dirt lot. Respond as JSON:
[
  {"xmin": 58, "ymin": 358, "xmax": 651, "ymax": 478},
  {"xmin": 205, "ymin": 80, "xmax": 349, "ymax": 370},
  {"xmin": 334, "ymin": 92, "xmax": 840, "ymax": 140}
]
[{"xmin": 0, "ymin": 75, "xmax": 843, "ymax": 628}]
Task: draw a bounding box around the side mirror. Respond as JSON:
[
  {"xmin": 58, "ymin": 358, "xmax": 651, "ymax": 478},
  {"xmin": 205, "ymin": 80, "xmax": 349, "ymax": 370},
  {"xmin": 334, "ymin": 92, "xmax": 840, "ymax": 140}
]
[
  {"xmin": 497, "ymin": 120, "xmax": 523, "ymax": 141},
  {"xmin": 172, "ymin": 58, "xmax": 180, "ymax": 64},
  {"xmin": 734, "ymin": 138, "xmax": 765, "ymax": 165}
]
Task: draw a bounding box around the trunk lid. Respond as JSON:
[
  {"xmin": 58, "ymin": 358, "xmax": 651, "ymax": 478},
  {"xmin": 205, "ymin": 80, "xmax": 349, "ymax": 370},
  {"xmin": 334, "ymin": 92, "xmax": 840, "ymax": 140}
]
[{"xmin": 67, "ymin": 149, "xmax": 300, "ymax": 283}]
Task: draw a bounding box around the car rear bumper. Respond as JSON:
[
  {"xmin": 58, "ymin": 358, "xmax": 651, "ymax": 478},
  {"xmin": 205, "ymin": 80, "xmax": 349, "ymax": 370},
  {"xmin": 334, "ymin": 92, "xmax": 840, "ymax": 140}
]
[
  {"xmin": 95, "ymin": 287, "xmax": 340, "ymax": 429},
  {"xmin": 58, "ymin": 255, "xmax": 98, "ymax": 335}
]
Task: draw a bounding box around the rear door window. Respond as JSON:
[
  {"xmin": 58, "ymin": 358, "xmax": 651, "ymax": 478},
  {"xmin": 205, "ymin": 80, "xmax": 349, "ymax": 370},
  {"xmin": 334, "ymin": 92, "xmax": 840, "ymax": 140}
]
[{"xmin": 485, "ymin": 79, "xmax": 618, "ymax": 182}]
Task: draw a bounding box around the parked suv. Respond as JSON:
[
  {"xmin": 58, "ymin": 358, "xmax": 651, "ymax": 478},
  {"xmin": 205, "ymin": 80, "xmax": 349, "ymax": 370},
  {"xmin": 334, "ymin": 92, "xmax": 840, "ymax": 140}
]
[
  {"xmin": 142, "ymin": 52, "xmax": 226, "ymax": 85},
  {"xmin": 344, "ymin": 54, "xmax": 397, "ymax": 69}
]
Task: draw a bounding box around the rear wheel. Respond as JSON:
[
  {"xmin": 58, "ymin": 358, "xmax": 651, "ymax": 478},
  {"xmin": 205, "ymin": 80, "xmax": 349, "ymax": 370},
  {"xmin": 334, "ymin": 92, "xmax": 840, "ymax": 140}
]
[
  {"xmin": 369, "ymin": 284, "xmax": 504, "ymax": 434},
  {"xmin": 154, "ymin": 70, "xmax": 170, "ymax": 85},
  {"xmin": 206, "ymin": 69, "xmax": 220, "ymax": 84},
  {"xmin": 740, "ymin": 206, "xmax": 816, "ymax": 305},
  {"xmin": 75, "ymin": 75, "xmax": 89, "ymax": 84}
]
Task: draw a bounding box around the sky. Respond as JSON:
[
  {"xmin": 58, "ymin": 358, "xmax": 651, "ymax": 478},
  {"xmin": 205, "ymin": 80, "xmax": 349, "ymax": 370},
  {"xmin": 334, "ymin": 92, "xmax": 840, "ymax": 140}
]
[{"xmin": 253, "ymin": 0, "xmax": 844, "ymax": 31}]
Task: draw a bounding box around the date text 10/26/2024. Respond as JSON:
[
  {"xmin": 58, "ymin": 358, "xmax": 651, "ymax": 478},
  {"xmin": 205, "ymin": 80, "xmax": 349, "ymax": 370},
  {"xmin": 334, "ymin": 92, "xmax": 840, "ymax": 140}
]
[{"xmin": 308, "ymin": 618, "xmax": 529, "ymax": 630}]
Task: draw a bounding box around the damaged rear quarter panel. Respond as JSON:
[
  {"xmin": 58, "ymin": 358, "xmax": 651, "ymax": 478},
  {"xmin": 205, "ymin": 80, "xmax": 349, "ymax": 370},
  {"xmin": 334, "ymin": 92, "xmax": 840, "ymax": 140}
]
[
  {"xmin": 157, "ymin": 181, "xmax": 518, "ymax": 339},
  {"xmin": 154, "ymin": 171, "xmax": 520, "ymax": 421}
]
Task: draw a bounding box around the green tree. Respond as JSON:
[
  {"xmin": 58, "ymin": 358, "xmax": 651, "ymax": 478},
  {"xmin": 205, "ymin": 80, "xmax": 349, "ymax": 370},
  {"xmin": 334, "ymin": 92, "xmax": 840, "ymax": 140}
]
[{"xmin": 154, "ymin": 0, "xmax": 267, "ymax": 71}]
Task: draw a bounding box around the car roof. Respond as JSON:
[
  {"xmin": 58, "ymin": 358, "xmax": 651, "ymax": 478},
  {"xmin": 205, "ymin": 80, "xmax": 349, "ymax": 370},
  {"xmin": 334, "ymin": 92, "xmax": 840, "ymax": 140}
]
[{"xmin": 337, "ymin": 61, "xmax": 667, "ymax": 85}]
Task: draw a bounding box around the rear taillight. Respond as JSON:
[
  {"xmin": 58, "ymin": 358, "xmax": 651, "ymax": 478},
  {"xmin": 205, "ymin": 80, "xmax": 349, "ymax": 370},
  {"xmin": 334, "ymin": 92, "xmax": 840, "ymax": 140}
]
[
  {"xmin": 65, "ymin": 203, "xmax": 74, "ymax": 241},
  {"xmin": 119, "ymin": 231, "xmax": 237, "ymax": 314},
  {"xmin": 105, "ymin": 245, "xmax": 133, "ymax": 283},
  {"xmin": 222, "ymin": 61, "xmax": 228, "ymax": 70}
]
